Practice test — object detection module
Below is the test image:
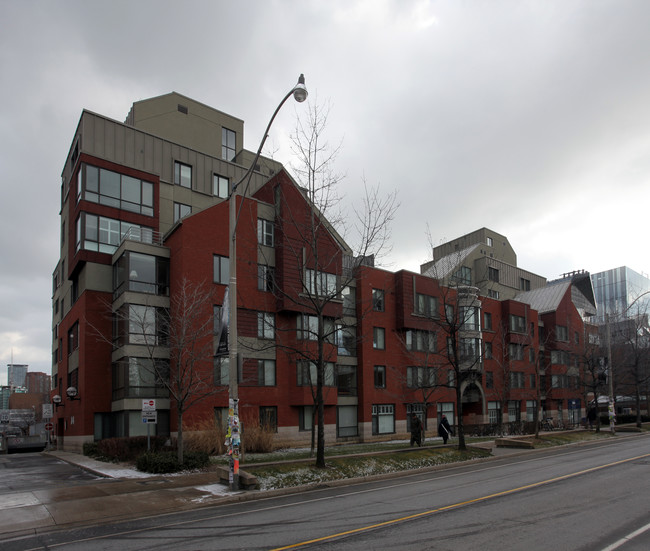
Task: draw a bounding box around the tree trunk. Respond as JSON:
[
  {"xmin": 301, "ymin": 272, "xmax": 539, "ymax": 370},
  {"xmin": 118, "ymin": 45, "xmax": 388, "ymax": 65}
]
[{"xmin": 177, "ymin": 408, "xmax": 184, "ymax": 464}]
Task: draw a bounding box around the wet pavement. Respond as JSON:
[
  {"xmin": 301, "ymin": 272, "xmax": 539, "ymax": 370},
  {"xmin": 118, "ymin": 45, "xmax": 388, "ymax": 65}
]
[
  {"xmin": 0, "ymin": 441, "xmax": 526, "ymax": 540},
  {"xmin": 0, "ymin": 451, "xmax": 238, "ymax": 539}
]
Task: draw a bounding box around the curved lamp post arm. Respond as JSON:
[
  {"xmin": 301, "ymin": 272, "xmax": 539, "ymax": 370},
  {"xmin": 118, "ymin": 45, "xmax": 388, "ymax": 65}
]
[{"xmin": 227, "ymin": 74, "xmax": 307, "ymax": 491}]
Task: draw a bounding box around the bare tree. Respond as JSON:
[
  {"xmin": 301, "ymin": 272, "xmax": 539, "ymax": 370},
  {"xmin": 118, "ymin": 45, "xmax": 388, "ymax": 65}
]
[
  {"xmin": 263, "ymin": 100, "xmax": 398, "ymax": 467},
  {"xmin": 100, "ymin": 278, "xmax": 222, "ymax": 463}
]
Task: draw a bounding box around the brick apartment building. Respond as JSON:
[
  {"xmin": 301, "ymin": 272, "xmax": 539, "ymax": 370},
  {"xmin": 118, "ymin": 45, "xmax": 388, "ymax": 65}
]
[{"xmin": 51, "ymin": 93, "xmax": 596, "ymax": 451}]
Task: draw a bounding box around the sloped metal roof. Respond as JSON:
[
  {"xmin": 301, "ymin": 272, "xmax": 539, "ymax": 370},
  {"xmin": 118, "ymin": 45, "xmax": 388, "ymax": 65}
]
[
  {"xmin": 514, "ymin": 281, "xmax": 571, "ymax": 313},
  {"xmin": 422, "ymin": 244, "xmax": 480, "ymax": 279}
]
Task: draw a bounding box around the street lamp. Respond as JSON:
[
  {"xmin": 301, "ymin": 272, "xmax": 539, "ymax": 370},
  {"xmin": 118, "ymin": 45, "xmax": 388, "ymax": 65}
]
[{"xmin": 227, "ymin": 74, "xmax": 308, "ymax": 491}]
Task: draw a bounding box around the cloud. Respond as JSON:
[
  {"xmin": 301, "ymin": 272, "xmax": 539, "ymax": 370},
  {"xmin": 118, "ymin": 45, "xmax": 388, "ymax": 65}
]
[{"xmin": 1, "ymin": 0, "xmax": 650, "ymax": 377}]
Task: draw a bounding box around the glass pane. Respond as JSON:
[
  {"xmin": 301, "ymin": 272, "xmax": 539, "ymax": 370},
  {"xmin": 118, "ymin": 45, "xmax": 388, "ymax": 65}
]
[
  {"xmin": 100, "ymin": 169, "xmax": 120, "ymax": 198},
  {"xmin": 142, "ymin": 182, "xmax": 154, "ymax": 207},
  {"xmin": 86, "ymin": 165, "xmax": 99, "ymax": 193},
  {"xmin": 121, "ymin": 175, "xmax": 141, "ymax": 204}
]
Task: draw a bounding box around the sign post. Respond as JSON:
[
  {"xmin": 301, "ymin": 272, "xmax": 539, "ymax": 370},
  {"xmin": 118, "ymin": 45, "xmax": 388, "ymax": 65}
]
[{"xmin": 142, "ymin": 400, "xmax": 157, "ymax": 451}]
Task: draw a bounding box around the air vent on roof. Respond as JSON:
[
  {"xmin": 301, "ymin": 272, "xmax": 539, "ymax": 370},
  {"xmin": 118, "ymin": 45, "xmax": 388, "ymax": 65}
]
[{"xmin": 178, "ymin": 104, "xmax": 188, "ymax": 114}]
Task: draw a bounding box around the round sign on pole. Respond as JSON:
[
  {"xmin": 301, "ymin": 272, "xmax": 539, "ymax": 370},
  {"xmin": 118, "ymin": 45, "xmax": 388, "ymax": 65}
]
[{"xmin": 45, "ymin": 423, "xmax": 54, "ymax": 431}]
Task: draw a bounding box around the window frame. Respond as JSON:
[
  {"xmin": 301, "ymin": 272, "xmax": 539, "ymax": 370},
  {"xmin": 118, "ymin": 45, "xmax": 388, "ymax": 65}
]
[
  {"xmin": 173, "ymin": 161, "xmax": 192, "ymax": 188},
  {"xmin": 213, "ymin": 255, "xmax": 230, "ymax": 285}
]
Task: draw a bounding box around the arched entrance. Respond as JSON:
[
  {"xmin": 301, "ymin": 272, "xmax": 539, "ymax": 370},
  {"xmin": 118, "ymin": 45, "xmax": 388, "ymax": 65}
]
[{"xmin": 460, "ymin": 380, "xmax": 486, "ymax": 426}]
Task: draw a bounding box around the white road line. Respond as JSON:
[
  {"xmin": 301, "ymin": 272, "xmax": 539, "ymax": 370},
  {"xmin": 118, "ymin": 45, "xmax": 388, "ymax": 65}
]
[{"xmin": 600, "ymin": 521, "xmax": 650, "ymax": 551}]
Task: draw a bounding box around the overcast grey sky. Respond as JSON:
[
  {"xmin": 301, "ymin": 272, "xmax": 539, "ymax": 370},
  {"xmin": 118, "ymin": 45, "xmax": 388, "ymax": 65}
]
[{"xmin": 1, "ymin": 0, "xmax": 649, "ymax": 385}]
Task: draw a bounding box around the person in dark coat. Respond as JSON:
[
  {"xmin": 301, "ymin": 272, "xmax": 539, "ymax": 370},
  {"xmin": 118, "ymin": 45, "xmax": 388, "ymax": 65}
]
[
  {"xmin": 410, "ymin": 413, "xmax": 423, "ymax": 447},
  {"xmin": 438, "ymin": 415, "xmax": 452, "ymax": 444},
  {"xmin": 587, "ymin": 407, "xmax": 597, "ymax": 429}
]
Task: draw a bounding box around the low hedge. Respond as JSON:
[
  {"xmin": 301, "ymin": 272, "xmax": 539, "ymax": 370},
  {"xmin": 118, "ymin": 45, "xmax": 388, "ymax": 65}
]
[{"xmin": 136, "ymin": 450, "xmax": 210, "ymax": 474}]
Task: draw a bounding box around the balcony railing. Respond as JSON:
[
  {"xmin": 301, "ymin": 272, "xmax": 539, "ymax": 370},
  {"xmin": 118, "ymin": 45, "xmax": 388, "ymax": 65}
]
[{"xmin": 120, "ymin": 227, "xmax": 163, "ymax": 247}]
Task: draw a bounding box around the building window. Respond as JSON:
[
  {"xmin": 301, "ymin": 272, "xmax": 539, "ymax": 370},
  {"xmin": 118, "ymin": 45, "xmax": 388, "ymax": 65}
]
[
  {"xmin": 115, "ymin": 304, "xmax": 166, "ymax": 347},
  {"xmin": 76, "ymin": 213, "xmax": 152, "ymax": 255},
  {"xmin": 460, "ymin": 306, "xmax": 480, "ymax": 331},
  {"xmin": 113, "ymin": 251, "xmax": 169, "ymax": 297},
  {"xmin": 337, "ymin": 365, "xmax": 357, "ymax": 396},
  {"xmin": 508, "ymin": 401, "xmax": 521, "ymax": 421},
  {"xmin": 297, "ymin": 361, "xmax": 335, "ymax": 386},
  {"xmin": 213, "ymin": 255, "xmax": 229, "ymax": 284},
  {"xmin": 374, "ymin": 365, "xmax": 386, "ymax": 388},
  {"xmin": 259, "ymin": 406, "xmax": 277, "ymax": 432},
  {"xmin": 556, "ymin": 325, "xmax": 568, "ymax": 342},
  {"xmin": 213, "ymin": 357, "xmax": 229, "ymax": 386},
  {"xmin": 336, "ymin": 324, "xmax": 356, "ymax": 356},
  {"xmin": 258, "ymin": 264, "xmax": 275, "ymax": 292},
  {"xmin": 484, "ymin": 312, "xmax": 492, "ymax": 330},
  {"xmin": 509, "ymin": 314, "xmax": 526, "ymax": 333},
  {"xmin": 488, "ymin": 401, "xmax": 502, "ymax": 424},
  {"xmin": 508, "ymin": 343, "xmax": 524, "ymax": 361},
  {"xmin": 337, "ymin": 405, "xmax": 358, "ymax": 437},
  {"xmin": 373, "ymin": 327, "xmax": 385, "ymax": 350},
  {"xmin": 257, "ymin": 218, "xmax": 274, "ymax": 247},
  {"xmin": 342, "ymin": 286, "xmax": 356, "ymax": 315},
  {"xmin": 78, "ymin": 164, "xmax": 154, "ymax": 216},
  {"xmin": 551, "ymin": 350, "xmax": 569, "ymax": 365},
  {"xmin": 257, "ymin": 312, "xmax": 275, "ymax": 339},
  {"xmin": 415, "ymin": 293, "xmax": 437, "ymax": 317},
  {"xmin": 305, "ymin": 269, "xmax": 337, "ymax": 296},
  {"xmin": 372, "ymin": 289, "xmax": 385, "ymax": 311},
  {"xmin": 529, "ymin": 347, "xmax": 535, "ymax": 363},
  {"xmin": 488, "ymin": 289, "xmax": 500, "ymax": 299},
  {"xmin": 530, "ymin": 374, "xmax": 536, "ymax": 389},
  {"xmin": 510, "ymin": 372, "xmax": 525, "ymax": 389},
  {"xmin": 526, "ymin": 400, "xmax": 537, "ymax": 422},
  {"xmin": 486, "ymin": 236, "xmax": 493, "ymax": 247},
  {"xmin": 258, "ymin": 360, "xmax": 276, "ymax": 386},
  {"xmin": 299, "ymin": 406, "xmax": 313, "ymax": 431},
  {"xmin": 372, "ymin": 404, "xmax": 395, "ymax": 435},
  {"xmin": 111, "ymin": 358, "xmax": 169, "ymax": 400},
  {"xmin": 407, "ymin": 366, "xmax": 435, "ymax": 388},
  {"xmin": 485, "ymin": 341, "xmax": 493, "ymax": 360},
  {"xmin": 213, "ymin": 174, "xmax": 229, "ymax": 198},
  {"xmin": 460, "ymin": 338, "xmax": 481, "ymax": 362},
  {"xmin": 488, "ymin": 267, "xmax": 499, "ymax": 282},
  {"xmin": 486, "ymin": 371, "xmax": 494, "ymax": 388},
  {"xmin": 173, "ymin": 202, "xmax": 191, "ymax": 222},
  {"xmin": 520, "ymin": 278, "xmax": 531, "ymax": 291},
  {"xmin": 298, "ymin": 314, "xmax": 334, "ymax": 341},
  {"xmin": 222, "ymin": 127, "xmax": 236, "ymax": 161},
  {"xmin": 452, "ymin": 266, "xmax": 472, "ymax": 285},
  {"xmin": 174, "ymin": 161, "xmax": 192, "ymax": 188},
  {"xmin": 68, "ymin": 322, "xmax": 79, "ymax": 354},
  {"xmin": 405, "ymin": 330, "xmax": 436, "ymax": 352}
]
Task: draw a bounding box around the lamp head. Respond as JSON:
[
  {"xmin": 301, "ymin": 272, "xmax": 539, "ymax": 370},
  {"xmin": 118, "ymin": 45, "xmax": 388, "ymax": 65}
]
[
  {"xmin": 66, "ymin": 386, "xmax": 79, "ymax": 400},
  {"xmin": 293, "ymin": 74, "xmax": 308, "ymax": 103}
]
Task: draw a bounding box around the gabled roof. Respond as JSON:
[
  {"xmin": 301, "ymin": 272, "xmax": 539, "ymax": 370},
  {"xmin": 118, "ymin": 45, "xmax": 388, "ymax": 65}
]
[{"xmin": 514, "ymin": 281, "xmax": 571, "ymax": 314}]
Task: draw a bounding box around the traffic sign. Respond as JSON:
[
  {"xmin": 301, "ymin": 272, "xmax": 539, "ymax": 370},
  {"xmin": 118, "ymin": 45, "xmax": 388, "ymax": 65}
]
[
  {"xmin": 42, "ymin": 404, "xmax": 53, "ymax": 419},
  {"xmin": 142, "ymin": 410, "xmax": 157, "ymax": 424},
  {"xmin": 142, "ymin": 400, "xmax": 156, "ymax": 412},
  {"xmin": 45, "ymin": 422, "xmax": 53, "ymax": 431}
]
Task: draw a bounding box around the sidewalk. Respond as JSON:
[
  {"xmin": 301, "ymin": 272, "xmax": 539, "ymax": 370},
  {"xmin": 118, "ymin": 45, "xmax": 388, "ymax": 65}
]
[{"xmin": 0, "ymin": 451, "xmax": 241, "ymax": 539}]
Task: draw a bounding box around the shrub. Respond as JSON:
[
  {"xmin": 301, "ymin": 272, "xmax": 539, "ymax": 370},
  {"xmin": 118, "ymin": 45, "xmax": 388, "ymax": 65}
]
[
  {"xmin": 136, "ymin": 450, "xmax": 210, "ymax": 473},
  {"xmin": 83, "ymin": 442, "xmax": 100, "ymax": 458},
  {"xmin": 96, "ymin": 436, "xmax": 169, "ymax": 462},
  {"xmin": 242, "ymin": 420, "xmax": 276, "ymax": 454},
  {"xmin": 184, "ymin": 417, "xmax": 227, "ymax": 455}
]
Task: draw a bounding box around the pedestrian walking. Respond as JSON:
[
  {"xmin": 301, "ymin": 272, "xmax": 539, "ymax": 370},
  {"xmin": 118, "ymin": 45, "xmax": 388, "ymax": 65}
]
[
  {"xmin": 410, "ymin": 413, "xmax": 423, "ymax": 447},
  {"xmin": 587, "ymin": 407, "xmax": 597, "ymax": 429},
  {"xmin": 438, "ymin": 414, "xmax": 452, "ymax": 444}
]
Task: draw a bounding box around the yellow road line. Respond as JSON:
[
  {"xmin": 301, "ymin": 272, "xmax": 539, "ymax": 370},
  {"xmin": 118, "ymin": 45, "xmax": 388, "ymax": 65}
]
[{"xmin": 271, "ymin": 452, "xmax": 650, "ymax": 550}]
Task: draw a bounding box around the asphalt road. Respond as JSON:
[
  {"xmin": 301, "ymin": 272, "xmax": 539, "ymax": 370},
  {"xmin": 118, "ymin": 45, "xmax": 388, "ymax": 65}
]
[
  {"xmin": 4, "ymin": 434, "xmax": 650, "ymax": 550},
  {"xmin": 0, "ymin": 453, "xmax": 102, "ymax": 494}
]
